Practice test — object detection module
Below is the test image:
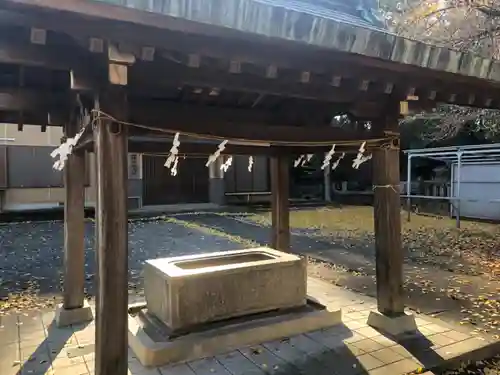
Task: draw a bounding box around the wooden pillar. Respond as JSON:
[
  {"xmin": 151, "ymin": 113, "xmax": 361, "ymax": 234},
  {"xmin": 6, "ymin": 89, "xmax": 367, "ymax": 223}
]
[
  {"xmin": 94, "ymin": 88, "xmax": 129, "ymax": 375},
  {"xmin": 372, "ymin": 118, "xmax": 404, "ymax": 317},
  {"xmin": 270, "ymin": 153, "xmax": 290, "ymax": 251},
  {"xmin": 209, "ymin": 157, "xmax": 225, "ymax": 205},
  {"xmin": 324, "ymin": 153, "xmax": 332, "ymax": 202},
  {"xmin": 63, "ymin": 121, "xmax": 86, "ymax": 310}
]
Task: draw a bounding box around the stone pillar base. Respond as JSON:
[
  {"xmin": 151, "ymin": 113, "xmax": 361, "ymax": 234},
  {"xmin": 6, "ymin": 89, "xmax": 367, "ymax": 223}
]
[
  {"xmin": 367, "ymin": 311, "xmax": 417, "ymax": 337},
  {"xmin": 55, "ymin": 300, "xmax": 94, "ymax": 327}
]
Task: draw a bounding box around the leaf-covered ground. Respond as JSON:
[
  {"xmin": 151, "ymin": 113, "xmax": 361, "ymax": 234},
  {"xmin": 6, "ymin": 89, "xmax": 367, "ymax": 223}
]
[
  {"xmin": 243, "ymin": 207, "xmax": 500, "ymax": 337},
  {"xmin": 438, "ymin": 356, "xmax": 500, "ymax": 375},
  {"xmin": 249, "ymin": 206, "xmax": 500, "ymax": 280},
  {"xmin": 241, "ymin": 207, "xmax": 500, "ymax": 375}
]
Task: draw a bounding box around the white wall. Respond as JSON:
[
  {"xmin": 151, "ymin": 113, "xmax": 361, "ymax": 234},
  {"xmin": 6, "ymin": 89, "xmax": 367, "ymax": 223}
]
[
  {"xmin": 451, "ymin": 162, "xmax": 500, "ymax": 220},
  {"xmin": 0, "ymin": 123, "xmax": 97, "ymax": 212}
]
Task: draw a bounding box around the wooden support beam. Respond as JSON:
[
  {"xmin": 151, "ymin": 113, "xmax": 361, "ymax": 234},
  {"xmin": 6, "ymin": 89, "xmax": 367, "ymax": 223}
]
[
  {"xmin": 62, "ymin": 120, "xmax": 86, "ymax": 310},
  {"xmin": 128, "ymin": 101, "xmax": 375, "ymax": 144},
  {"xmin": 0, "ymin": 35, "xmax": 96, "ymax": 69},
  {"xmin": 108, "ymin": 43, "xmax": 134, "ymax": 86},
  {"xmin": 94, "ymin": 88, "xmax": 128, "ymax": 375},
  {"xmin": 0, "ymin": 35, "xmax": 63, "ymax": 67},
  {"xmin": 0, "ymin": 88, "xmax": 71, "ymax": 111},
  {"xmin": 372, "ymin": 117, "xmax": 404, "ymax": 317},
  {"xmin": 0, "ymin": 110, "xmax": 68, "ymax": 126},
  {"xmin": 271, "ymin": 153, "xmax": 290, "ymax": 252},
  {"xmin": 71, "ymin": 65, "xmax": 104, "ymax": 91},
  {"xmin": 0, "ymin": 34, "xmax": 105, "ymax": 91},
  {"xmin": 129, "ymin": 99, "xmax": 338, "ymax": 128},
  {"xmin": 77, "ymin": 134, "xmax": 389, "ymax": 155},
  {"xmin": 129, "ymin": 61, "xmax": 386, "ymax": 104},
  {"xmin": 109, "ymin": 63, "xmax": 128, "ymax": 85}
]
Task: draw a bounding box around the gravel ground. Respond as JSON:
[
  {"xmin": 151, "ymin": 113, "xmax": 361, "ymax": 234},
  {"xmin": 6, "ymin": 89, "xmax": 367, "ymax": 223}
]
[{"xmin": 0, "ymin": 217, "xmax": 247, "ymax": 314}]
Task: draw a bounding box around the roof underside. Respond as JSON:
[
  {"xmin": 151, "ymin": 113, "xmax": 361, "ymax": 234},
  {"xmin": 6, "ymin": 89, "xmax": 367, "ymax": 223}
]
[
  {"xmin": 11, "ymin": 0, "xmax": 497, "ymax": 83},
  {"xmin": 1, "ymin": 0, "xmax": 499, "ymax": 87}
]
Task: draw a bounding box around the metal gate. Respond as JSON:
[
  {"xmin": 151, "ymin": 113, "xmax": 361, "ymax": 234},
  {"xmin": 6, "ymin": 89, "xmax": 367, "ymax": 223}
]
[{"xmin": 142, "ymin": 155, "xmax": 209, "ymax": 206}]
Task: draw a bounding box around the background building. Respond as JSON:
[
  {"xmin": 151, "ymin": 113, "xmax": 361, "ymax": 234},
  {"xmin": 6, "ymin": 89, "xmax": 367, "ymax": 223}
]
[
  {"xmin": 0, "ymin": 124, "xmax": 95, "ymax": 212},
  {"xmin": 0, "ymin": 125, "xmax": 272, "ymax": 212}
]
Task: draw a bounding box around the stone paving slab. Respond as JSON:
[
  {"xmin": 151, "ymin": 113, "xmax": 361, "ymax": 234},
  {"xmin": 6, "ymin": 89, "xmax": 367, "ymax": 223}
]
[{"xmin": 1, "ymin": 278, "xmax": 498, "ymax": 375}]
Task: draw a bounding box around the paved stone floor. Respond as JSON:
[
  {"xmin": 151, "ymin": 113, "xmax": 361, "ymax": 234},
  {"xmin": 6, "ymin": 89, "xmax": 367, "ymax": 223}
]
[{"xmin": 1, "ymin": 278, "xmax": 497, "ymax": 375}]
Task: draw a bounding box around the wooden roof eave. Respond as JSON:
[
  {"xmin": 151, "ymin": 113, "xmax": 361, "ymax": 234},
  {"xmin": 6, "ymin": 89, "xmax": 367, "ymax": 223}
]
[{"xmin": 2, "ymin": 0, "xmax": 500, "ymax": 90}]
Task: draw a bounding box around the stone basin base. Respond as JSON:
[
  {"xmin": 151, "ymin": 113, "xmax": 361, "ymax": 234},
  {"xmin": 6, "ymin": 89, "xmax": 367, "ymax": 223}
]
[
  {"xmin": 144, "ymin": 247, "xmax": 307, "ymax": 332},
  {"xmin": 128, "ymin": 296, "xmax": 342, "ymax": 367}
]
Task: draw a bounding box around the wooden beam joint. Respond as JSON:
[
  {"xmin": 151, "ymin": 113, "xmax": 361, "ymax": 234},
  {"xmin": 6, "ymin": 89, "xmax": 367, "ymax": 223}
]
[{"xmin": 108, "ymin": 43, "xmax": 135, "ymax": 86}]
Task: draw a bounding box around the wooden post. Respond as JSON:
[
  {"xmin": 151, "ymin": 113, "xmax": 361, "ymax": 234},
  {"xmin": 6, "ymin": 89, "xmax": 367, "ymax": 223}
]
[
  {"xmin": 63, "ymin": 121, "xmax": 86, "ymax": 310},
  {"xmin": 324, "ymin": 153, "xmax": 332, "ymax": 202},
  {"xmin": 372, "ymin": 119, "xmax": 404, "ymax": 317},
  {"xmin": 270, "ymin": 153, "xmax": 290, "ymax": 251},
  {"xmin": 94, "ymin": 88, "xmax": 129, "ymax": 375}
]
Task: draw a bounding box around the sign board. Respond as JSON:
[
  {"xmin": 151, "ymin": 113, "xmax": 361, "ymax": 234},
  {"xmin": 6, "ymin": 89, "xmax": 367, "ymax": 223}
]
[{"xmin": 128, "ymin": 153, "xmax": 142, "ymax": 180}]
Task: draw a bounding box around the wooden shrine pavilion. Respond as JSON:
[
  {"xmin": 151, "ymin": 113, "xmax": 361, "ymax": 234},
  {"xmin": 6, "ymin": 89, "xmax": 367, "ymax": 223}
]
[{"xmin": 1, "ymin": 0, "xmax": 500, "ymax": 374}]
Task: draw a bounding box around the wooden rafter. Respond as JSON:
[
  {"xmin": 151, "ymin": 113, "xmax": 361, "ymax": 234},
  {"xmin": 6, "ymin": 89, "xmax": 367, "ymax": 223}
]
[
  {"xmin": 0, "ymin": 88, "xmax": 71, "ymax": 111},
  {"xmin": 0, "ymin": 19, "xmax": 497, "ymax": 109}
]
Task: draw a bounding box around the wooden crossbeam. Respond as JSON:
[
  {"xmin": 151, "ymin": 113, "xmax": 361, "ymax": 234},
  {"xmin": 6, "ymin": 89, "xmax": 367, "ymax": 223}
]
[
  {"xmin": 0, "ymin": 35, "xmax": 99, "ymax": 70},
  {"xmin": 128, "ymin": 100, "xmax": 331, "ymax": 128},
  {"xmin": 129, "ymin": 61, "xmax": 392, "ymax": 104},
  {"xmin": 0, "ymin": 35, "xmax": 105, "ymax": 91},
  {"xmin": 0, "ymin": 88, "xmax": 71, "ymax": 111},
  {"xmin": 81, "ymin": 139, "xmax": 377, "ymax": 156},
  {"xmin": 127, "ymin": 105, "xmax": 378, "ymax": 144},
  {"xmin": 0, "ymin": 110, "xmax": 67, "ymax": 126},
  {"xmin": 0, "ymin": 87, "xmax": 341, "ymax": 127},
  {"xmin": 0, "ymin": 37, "xmax": 68, "ymax": 68}
]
